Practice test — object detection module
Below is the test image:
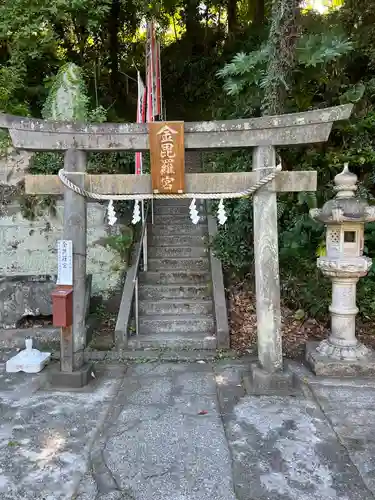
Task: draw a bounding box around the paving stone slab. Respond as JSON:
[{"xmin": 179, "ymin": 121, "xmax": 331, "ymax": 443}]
[
  {"xmin": 310, "ymin": 383, "xmax": 375, "ymax": 497},
  {"xmin": 214, "ymin": 362, "xmax": 375, "ymax": 500},
  {"xmin": 101, "ymin": 363, "xmax": 236, "ymax": 500},
  {"xmin": 0, "ymin": 363, "xmax": 125, "ymax": 500},
  {"xmin": 227, "ymin": 395, "xmax": 373, "ymax": 499}
]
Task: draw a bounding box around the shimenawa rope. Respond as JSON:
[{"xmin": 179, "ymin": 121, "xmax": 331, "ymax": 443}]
[{"xmin": 57, "ymin": 162, "xmax": 282, "ymax": 201}]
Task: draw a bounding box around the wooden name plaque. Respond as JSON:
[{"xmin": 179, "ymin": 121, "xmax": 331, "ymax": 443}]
[{"xmin": 148, "ymin": 121, "xmax": 185, "ymax": 194}]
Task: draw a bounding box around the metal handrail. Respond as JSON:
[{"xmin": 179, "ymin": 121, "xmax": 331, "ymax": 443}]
[
  {"xmin": 114, "ymin": 201, "xmax": 150, "ymax": 346},
  {"xmin": 133, "ymin": 201, "xmax": 149, "ymax": 279},
  {"xmin": 133, "ymin": 201, "xmax": 149, "ymax": 338}
]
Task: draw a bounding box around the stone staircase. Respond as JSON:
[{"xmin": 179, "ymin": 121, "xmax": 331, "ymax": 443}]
[{"xmin": 128, "ymin": 198, "xmax": 217, "ymax": 350}]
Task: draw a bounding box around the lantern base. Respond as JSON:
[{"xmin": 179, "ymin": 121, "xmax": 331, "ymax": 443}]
[
  {"xmin": 306, "ymin": 341, "xmax": 375, "ymax": 377},
  {"xmin": 316, "ymin": 338, "xmax": 371, "ymax": 359}
]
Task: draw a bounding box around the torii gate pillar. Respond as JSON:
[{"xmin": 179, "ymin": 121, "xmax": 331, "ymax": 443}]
[
  {"xmin": 253, "ymin": 145, "xmax": 282, "ymax": 373},
  {"xmin": 62, "ymin": 149, "xmax": 87, "ymax": 371}
]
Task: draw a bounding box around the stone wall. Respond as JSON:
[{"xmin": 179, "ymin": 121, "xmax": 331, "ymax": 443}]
[
  {"xmin": 0, "ymin": 148, "xmax": 32, "ymax": 187},
  {"xmin": 0, "ymin": 201, "xmax": 121, "ymax": 297},
  {"xmin": 0, "ymin": 148, "xmax": 123, "ymax": 327}
]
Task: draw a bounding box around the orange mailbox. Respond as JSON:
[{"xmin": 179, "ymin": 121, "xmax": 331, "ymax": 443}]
[{"xmin": 51, "ymin": 288, "xmax": 73, "ymax": 327}]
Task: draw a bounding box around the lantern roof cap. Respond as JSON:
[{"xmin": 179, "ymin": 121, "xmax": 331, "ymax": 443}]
[
  {"xmin": 311, "ymin": 164, "xmax": 371, "ymax": 223},
  {"xmin": 334, "ymin": 163, "xmax": 357, "ymax": 199}
]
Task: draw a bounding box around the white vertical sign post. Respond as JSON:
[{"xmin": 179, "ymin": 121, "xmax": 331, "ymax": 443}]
[
  {"xmin": 57, "ymin": 240, "xmax": 73, "ymax": 286},
  {"xmin": 56, "ymin": 239, "xmax": 73, "ymax": 373}
]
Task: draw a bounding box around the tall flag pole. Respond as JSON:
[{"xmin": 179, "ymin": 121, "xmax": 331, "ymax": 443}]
[
  {"xmin": 135, "ymin": 71, "xmax": 146, "ymax": 175},
  {"xmin": 146, "ymin": 20, "xmax": 162, "ymax": 122},
  {"xmin": 132, "ymin": 20, "xmax": 162, "ymax": 226},
  {"xmin": 146, "ymin": 22, "xmax": 152, "ymax": 122},
  {"xmin": 156, "ymin": 37, "xmax": 162, "ymax": 119},
  {"xmin": 132, "ymin": 71, "xmax": 146, "ymax": 225},
  {"xmin": 145, "ymin": 19, "xmax": 162, "ymax": 228}
]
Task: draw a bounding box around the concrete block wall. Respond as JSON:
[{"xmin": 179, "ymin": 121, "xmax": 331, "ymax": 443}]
[
  {"xmin": 0, "ymin": 201, "xmax": 122, "ymax": 297},
  {"xmin": 0, "ymin": 148, "xmax": 32, "ymax": 186}
]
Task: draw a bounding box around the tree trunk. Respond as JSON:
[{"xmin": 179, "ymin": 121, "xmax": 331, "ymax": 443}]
[
  {"xmin": 254, "ymin": 0, "xmax": 265, "ymax": 26},
  {"xmin": 108, "ymin": 0, "xmax": 120, "ymax": 93},
  {"xmin": 184, "ymin": 0, "xmax": 200, "ymax": 39},
  {"xmin": 227, "ymin": 0, "xmax": 238, "ymax": 34},
  {"xmin": 262, "ymin": 0, "xmax": 300, "ymax": 115},
  {"xmin": 172, "ymin": 14, "xmax": 178, "ymax": 42}
]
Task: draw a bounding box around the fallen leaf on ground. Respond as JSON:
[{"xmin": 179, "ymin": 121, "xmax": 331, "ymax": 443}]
[{"xmin": 229, "ymin": 281, "xmax": 375, "ymax": 360}]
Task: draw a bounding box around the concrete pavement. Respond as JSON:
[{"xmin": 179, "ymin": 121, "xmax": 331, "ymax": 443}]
[{"xmin": 0, "ymin": 354, "xmax": 374, "ymax": 499}]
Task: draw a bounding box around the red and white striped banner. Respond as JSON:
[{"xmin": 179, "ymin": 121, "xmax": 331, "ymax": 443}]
[
  {"xmin": 135, "ymin": 20, "xmax": 162, "ymax": 176},
  {"xmin": 135, "ymin": 71, "xmax": 146, "ymax": 175},
  {"xmin": 146, "ymin": 20, "xmax": 162, "ymax": 122}
]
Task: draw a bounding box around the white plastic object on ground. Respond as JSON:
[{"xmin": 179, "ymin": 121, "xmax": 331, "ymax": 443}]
[{"xmin": 6, "ymin": 338, "xmax": 51, "ymax": 374}]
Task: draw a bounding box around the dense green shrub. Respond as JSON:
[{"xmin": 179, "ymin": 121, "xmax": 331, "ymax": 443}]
[{"xmin": 205, "ymin": 6, "xmax": 375, "ymax": 320}]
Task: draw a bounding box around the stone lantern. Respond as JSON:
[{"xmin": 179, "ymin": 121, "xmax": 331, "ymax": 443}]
[{"xmin": 306, "ymin": 164, "xmax": 375, "ymax": 376}]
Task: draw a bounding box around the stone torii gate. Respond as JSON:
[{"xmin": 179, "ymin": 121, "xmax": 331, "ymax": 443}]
[{"xmin": 0, "ymin": 104, "xmax": 352, "ymax": 385}]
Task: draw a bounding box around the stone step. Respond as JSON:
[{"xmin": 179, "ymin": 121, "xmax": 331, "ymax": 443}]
[
  {"xmin": 152, "ymin": 214, "xmax": 207, "ymax": 225},
  {"xmin": 128, "ymin": 332, "xmax": 216, "ymax": 350},
  {"xmin": 148, "ymin": 235, "xmax": 207, "ymax": 247},
  {"xmin": 138, "ymin": 283, "xmax": 211, "ymax": 300},
  {"xmin": 139, "ymin": 299, "xmax": 213, "ymax": 315},
  {"xmin": 154, "ymin": 204, "xmax": 191, "ymax": 215},
  {"xmin": 148, "ymin": 246, "xmax": 208, "ymax": 258},
  {"xmin": 149, "ymin": 224, "xmax": 207, "ymax": 237},
  {"xmin": 148, "ymin": 257, "xmax": 210, "ymax": 271},
  {"xmin": 139, "ymin": 315, "xmax": 215, "ymax": 334},
  {"xmin": 154, "ymin": 198, "xmax": 193, "ymax": 206},
  {"xmin": 139, "ymin": 271, "xmax": 211, "ymax": 285}
]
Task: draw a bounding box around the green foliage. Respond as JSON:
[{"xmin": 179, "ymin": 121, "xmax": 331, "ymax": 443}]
[
  {"xmin": 101, "ymin": 226, "xmax": 134, "ymax": 270},
  {"xmin": 296, "ymin": 33, "xmax": 353, "ymax": 68},
  {"xmin": 20, "ymin": 149, "xmax": 62, "ymax": 218},
  {"xmin": 217, "ymin": 46, "xmax": 269, "ymax": 96},
  {"xmin": 0, "ymin": 65, "xmax": 29, "ymax": 116},
  {"xmin": 28, "ymin": 152, "xmax": 64, "ymax": 175},
  {"xmin": 217, "ymin": 31, "xmax": 353, "ymax": 101},
  {"xmin": 42, "ymin": 63, "xmax": 89, "ymax": 121},
  {"xmin": 88, "ymin": 105, "xmax": 107, "ymax": 123},
  {"xmin": 104, "ymin": 230, "xmax": 133, "ymax": 260},
  {"xmin": 18, "ymin": 194, "xmax": 56, "ymax": 220},
  {"xmin": 209, "ymin": 109, "xmax": 375, "ymax": 319},
  {"xmin": 207, "ymin": 2, "xmax": 375, "ymax": 321},
  {"xmin": 24, "ymin": 62, "xmax": 138, "ymax": 224},
  {"xmin": 0, "ymin": 64, "xmax": 30, "ymax": 153}
]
